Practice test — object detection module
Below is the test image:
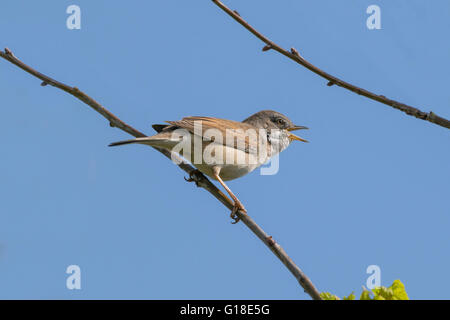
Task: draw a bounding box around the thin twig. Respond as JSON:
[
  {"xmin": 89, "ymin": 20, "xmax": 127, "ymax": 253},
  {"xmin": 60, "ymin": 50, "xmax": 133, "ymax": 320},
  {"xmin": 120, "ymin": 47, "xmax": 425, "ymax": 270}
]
[
  {"xmin": 212, "ymin": 0, "xmax": 450, "ymax": 130},
  {"xmin": 0, "ymin": 48, "xmax": 322, "ymax": 300}
]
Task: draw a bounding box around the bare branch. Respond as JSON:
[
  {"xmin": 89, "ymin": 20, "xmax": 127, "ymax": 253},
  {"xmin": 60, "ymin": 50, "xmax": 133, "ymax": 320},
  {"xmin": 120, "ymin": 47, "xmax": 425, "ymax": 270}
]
[
  {"xmin": 212, "ymin": 0, "xmax": 450, "ymax": 130},
  {"xmin": 0, "ymin": 48, "xmax": 322, "ymax": 300}
]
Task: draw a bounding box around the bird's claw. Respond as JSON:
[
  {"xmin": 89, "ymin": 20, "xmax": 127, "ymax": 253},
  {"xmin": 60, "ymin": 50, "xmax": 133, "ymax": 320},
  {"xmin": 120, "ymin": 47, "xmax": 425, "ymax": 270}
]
[
  {"xmin": 230, "ymin": 201, "xmax": 246, "ymax": 224},
  {"xmin": 184, "ymin": 169, "xmax": 202, "ymax": 186}
]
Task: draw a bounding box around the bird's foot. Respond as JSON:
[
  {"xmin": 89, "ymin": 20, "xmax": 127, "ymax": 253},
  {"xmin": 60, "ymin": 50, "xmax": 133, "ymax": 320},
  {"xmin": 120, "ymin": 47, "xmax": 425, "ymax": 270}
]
[
  {"xmin": 230, "ymin": 200, "xmax": 246, "ymax": 224},
  {"xmin": 184, "ymin": 169, "xmax": 203, "ymax": 187}
]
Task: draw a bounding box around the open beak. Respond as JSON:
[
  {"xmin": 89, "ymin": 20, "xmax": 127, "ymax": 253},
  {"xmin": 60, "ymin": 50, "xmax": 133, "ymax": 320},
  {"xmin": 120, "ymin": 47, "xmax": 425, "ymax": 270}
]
[{"xmin": 287, "ymin": 125, "xmax": 309, "ymax": 143}]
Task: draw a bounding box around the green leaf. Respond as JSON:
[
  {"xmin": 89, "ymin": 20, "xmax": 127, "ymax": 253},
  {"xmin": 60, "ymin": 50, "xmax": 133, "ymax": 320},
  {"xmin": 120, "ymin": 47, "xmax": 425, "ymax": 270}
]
[
  {"xmin": 390, "ymin": 280, "xmax": 409, "ymax": 300},
  {"xmin": 371, "ymin": 280, "xmax": 408, "ymax": 300},
  {"xmin": 372, "ymin": 286, "xmax": 393, "ymax": 300},
  {"xmin": 343, "ymin": 292, "xmax": 356, "ymax": 300},
  {"xmin": 322, "ymin": 279, "xmax": 409, "ymax": 300},
  {"xmin": 360, "ymin": 289, "xmax": 372, "ymax": 300},
  {"xmin": 320, "ymin": 292, "xmax": 340, "ymax": 300}
]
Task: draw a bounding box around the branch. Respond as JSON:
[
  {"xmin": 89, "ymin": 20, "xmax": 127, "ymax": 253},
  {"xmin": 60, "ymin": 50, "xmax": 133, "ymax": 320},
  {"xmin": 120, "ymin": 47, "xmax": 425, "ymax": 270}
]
[
  {"xmin": 212, "ymin": 0, "xmax": 450, "ymax": 130},
  {"xmin": 0, "ymin": 48, "xmax": 322, "ymax": 300}
]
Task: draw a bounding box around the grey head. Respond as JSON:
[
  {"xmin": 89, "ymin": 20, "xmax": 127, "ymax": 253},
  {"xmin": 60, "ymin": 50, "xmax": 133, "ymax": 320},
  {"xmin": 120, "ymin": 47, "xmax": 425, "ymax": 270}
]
[{"xmin": 243, "ymin": 110, "xmax": 308, "ymax": 138}]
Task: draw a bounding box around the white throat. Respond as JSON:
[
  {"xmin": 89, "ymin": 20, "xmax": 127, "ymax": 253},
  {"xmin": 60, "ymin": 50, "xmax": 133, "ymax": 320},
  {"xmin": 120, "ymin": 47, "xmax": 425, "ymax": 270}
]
[{"xmin": 268, "ymin": 129, "xmax": 291, "ymax": 156}]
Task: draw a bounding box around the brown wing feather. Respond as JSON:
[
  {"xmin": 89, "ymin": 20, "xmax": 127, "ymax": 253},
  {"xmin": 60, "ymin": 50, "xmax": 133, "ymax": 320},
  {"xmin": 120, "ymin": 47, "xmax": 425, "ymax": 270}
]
[{"xmin": 166, "ymin": 116, "xmax": 263, "ymax": 154}]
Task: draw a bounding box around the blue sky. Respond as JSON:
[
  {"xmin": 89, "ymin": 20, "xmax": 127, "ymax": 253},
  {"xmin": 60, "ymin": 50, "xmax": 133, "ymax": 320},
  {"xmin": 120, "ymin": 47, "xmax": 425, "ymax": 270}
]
[{"xmin": 0, "ymin": 0, "xmax": 449, "ymax": 299}]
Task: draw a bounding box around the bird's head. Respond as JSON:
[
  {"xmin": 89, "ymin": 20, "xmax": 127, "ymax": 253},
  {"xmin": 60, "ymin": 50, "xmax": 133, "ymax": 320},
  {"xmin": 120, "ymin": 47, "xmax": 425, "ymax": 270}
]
[{"xmin": 243, "ymin": 110, "xmax": 308, "ymax": 143}]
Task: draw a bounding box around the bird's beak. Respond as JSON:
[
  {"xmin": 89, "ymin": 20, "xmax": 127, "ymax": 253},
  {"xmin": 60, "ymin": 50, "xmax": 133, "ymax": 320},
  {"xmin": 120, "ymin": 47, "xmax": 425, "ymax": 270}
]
[{"xmin": 287, "ymin": 125, "xmax": 309, "ymax": 143}]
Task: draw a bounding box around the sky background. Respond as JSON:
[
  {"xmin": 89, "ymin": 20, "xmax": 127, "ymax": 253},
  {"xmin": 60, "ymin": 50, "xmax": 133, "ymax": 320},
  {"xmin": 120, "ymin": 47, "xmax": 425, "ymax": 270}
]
[{"xmin": 0, "ymin": 0, "xmax": 449, "ymax": 299}]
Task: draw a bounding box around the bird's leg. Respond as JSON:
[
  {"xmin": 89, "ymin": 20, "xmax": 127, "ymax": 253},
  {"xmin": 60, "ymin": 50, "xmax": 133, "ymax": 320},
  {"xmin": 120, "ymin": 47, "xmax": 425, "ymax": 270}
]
[{"xmin": 212, "ymin": 166, "xmax": 247, "ymax": 224}]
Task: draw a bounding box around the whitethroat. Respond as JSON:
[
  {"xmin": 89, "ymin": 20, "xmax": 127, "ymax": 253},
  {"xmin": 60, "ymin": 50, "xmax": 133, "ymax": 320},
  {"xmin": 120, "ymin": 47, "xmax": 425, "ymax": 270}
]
[{"xmin": 109, "ymin": 110, "xmax": 308, "ymax": 222}]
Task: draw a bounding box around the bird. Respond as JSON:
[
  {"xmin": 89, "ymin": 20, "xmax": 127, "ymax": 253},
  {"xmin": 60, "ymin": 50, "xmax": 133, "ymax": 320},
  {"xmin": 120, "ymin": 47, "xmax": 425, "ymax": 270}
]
[{"xmin": 109, "ymin": 110, "xmax": 308, "ymax": 222}]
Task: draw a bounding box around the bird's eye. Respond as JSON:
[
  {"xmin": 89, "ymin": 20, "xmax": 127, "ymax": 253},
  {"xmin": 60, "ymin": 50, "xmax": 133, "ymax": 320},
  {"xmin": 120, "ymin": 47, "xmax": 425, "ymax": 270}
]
[{"xmin": 277, "ymin": 118, "xmax": 285, "ymax": 126}]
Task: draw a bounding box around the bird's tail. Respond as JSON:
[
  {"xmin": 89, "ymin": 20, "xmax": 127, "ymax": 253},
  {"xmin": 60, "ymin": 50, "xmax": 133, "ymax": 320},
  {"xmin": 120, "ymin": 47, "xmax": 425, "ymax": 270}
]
[{"xmin": 108, "ymin": 137, "xmax": 155, "ymax": 147}]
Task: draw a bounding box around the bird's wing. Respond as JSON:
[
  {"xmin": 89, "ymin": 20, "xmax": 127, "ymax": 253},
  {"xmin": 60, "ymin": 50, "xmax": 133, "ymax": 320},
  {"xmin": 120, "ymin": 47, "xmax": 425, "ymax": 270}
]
[
  {"xmin": 152, "ymin": 124, "xmax": 170, "ymax": 133},
  {"xmin": 166, "ymin": 116, "xmax": 264, "ymax": 154}
]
